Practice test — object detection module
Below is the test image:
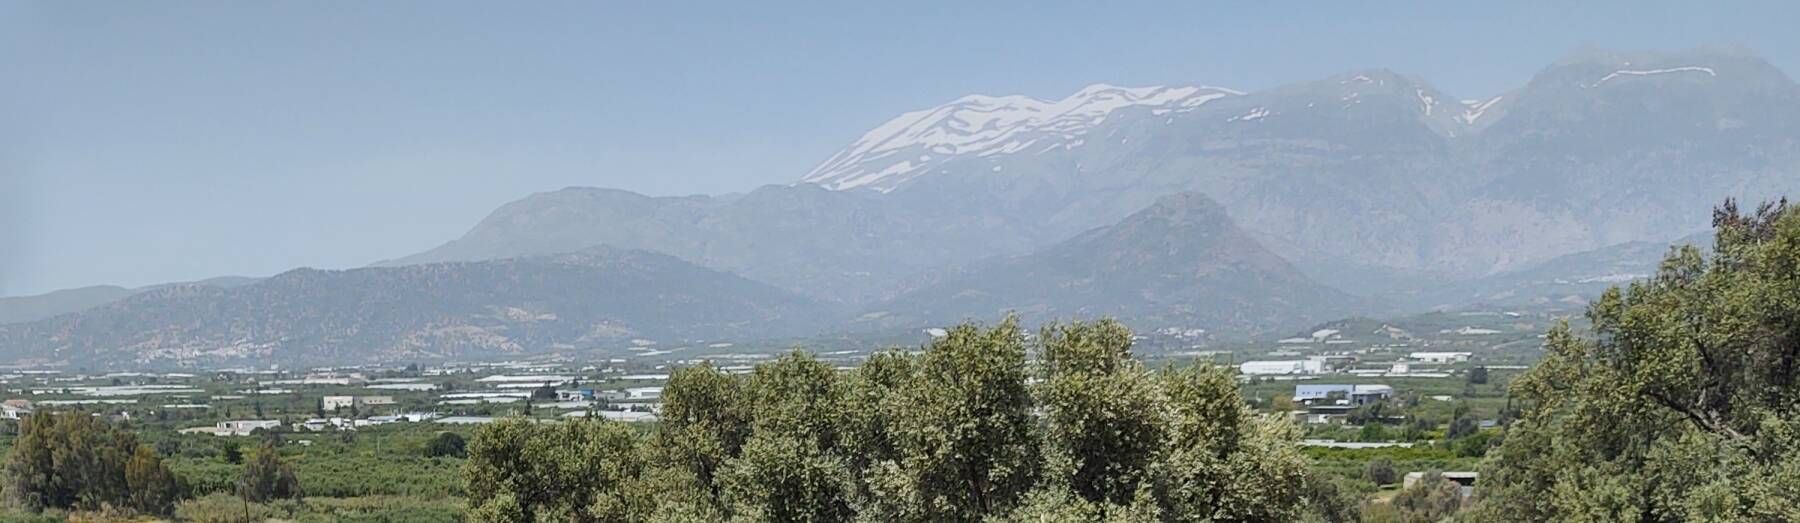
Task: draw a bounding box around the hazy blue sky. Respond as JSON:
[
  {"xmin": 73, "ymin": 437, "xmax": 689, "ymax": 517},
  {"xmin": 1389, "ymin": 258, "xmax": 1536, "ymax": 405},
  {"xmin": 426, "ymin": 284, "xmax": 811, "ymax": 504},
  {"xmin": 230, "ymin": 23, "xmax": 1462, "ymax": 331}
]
[{"xmin": 4, "ymin": 1, "xmax": 1797, "ymax": 296}]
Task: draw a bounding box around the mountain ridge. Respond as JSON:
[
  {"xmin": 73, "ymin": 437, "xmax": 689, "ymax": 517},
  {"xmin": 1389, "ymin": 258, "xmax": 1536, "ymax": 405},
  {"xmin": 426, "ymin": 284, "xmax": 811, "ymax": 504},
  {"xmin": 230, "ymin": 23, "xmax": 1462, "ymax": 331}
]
[
  {"xmin": 0, "ymin": 246, "xmax": 830, "ymax": 368},
  {"xmin": 860, "ymin": 192, "xmax": 1370, "ymax": 338}
]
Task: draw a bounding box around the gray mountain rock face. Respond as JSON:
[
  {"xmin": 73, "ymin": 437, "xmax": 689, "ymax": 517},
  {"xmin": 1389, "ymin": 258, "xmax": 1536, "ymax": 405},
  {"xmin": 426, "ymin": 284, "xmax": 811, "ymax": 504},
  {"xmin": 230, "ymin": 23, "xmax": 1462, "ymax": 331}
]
[
  {"xmin": 847, "ymin": 47, "xmax": 1796, "ymax": 283},
  {"xmin": 17, "ymin": 47, "xmax": 1796, "ymax": 365},
  {"xmin": 400, "ymin": 47, "xmax": 1798, "ymax": 310}
]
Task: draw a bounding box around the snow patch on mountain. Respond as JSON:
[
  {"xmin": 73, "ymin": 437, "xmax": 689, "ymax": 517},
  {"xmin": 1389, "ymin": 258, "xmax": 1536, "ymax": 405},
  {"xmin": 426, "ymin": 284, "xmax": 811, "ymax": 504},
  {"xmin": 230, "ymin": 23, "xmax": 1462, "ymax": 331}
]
[
  {"xmin": 802, "ymin": 84, "xmax": 1241, "ymax": 192},
  {"xmin": 1228, "ymin": 107, "xmax": 1270, "ymax": 122},
  {"xmin": 1415, "ymin": 88, "xmax": 1438, "ymax": 116},
  {"xmin": 1584, "ymin": 66, "xmax": 1716, "ymax": 88},
  {"xmin": 1459, "ymin": 96, "xmax": 1503, "ymax": 124}
]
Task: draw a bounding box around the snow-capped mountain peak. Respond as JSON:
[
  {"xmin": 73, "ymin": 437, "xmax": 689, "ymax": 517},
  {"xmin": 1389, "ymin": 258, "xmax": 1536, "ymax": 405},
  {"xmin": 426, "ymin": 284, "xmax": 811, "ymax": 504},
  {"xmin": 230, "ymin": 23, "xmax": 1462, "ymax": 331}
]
[{"xmin": 802, "ymin": 83, "xmax": 1242, "ymax": 192}]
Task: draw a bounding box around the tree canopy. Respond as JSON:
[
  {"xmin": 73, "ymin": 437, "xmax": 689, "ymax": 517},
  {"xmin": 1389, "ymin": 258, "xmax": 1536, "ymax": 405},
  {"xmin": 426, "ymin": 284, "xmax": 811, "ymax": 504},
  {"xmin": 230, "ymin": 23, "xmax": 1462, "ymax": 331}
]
[
  {"xmin": 1471, "ymin": 199, "xmax": 1800, "ymax": 521},
  {"xmin": 463, "ymin": 318, "xmax": 1322, "ymax": 522},
  {"xmin": 1, "ymin": 412, "xmax": 187, "ymax": 515}
]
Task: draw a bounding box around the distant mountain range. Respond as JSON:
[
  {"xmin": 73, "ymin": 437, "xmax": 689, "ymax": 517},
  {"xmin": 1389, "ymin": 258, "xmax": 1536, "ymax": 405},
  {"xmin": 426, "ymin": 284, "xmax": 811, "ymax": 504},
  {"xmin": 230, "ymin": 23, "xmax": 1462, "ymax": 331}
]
[
  {"xmin": 8, "ymin": 46, "xmax": 1798, "ymax": 366},
  {"xmin": 400, "ymin": 45, "xmax": 1798, "ymax": 286},
  {"xmin": 0, "ymin": 247, "xmax": 826, "ymax": 367}
]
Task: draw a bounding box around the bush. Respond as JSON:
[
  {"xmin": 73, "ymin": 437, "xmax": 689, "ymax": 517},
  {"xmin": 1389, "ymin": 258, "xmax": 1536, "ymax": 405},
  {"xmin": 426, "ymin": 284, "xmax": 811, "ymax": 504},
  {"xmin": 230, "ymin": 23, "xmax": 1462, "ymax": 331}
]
[
  {"xmin": 422, "ymin": 431, "xmax": 466, "ymax": 458},
  {"xmin": 173, "ymin": 493, "xmax": 297, "ymax": 523},
  {"xmin": 174, "ymin": 494, "xmax": 459, "ymax": 523},
  {"xmin": 1364, "ymin": 457, "xmax": 1398, "ymax": 486},
  {"xmin": 240, "ymin": 442, "xmax": 303, "ymax": 502},
  {"xmin": 1357, "ymin": 423, "xmax": 1389, "ymax": 442},
  {"xmin": 1466, "ymin": 366, "xmax": 1489, "ymax": 385},
  {"xmin": 1452, "ymin": 430, "xmax": 1493, "ymax": 458},
  {"xmin": 1386, "ymin": 472, "xmax": 1464, "ymax": 522}
]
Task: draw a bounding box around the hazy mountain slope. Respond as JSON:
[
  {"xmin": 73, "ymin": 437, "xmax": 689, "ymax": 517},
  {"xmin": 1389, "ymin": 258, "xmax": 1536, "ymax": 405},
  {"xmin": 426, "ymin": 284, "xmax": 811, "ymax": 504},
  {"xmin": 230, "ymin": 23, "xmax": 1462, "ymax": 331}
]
[
  {"xmin": 1402, "ymin": 231, "xmax": 1713, "ymax": 311},
  {"xmin": 383, "ymin": 188, "xmax": 722, "ymax": 265},
  {"xmin": 864, "ymin": 193, "xmax": 1369, "ymax": 337},
  {"xmin": 0, "ymin": 247, "xmax": 831, "ymax": 368},
  {"xmin": 809, "ymin": 46, "xmax": 1800, "ymax": 281},
  {"xmin": 1, "ymin": 277, "xmax": 264, "ymax": 325},
  {"xmin": 1453, "ymin": 45, "xmax": 1800, "ymax": 270},
  {"xmin": 0, "ymin": 286, "xmax": 136, "ymax": 325},
  {"xmin": 826, "ymin": 68, "xmax": 1475, "ymax": 280},
  {"xmin": 385, "ymin": 184, "xmax": 1049, "ymax": 304},
  {"xmin": 381, "ymin": 46, "xmax": 1800, "ymax": 313}
]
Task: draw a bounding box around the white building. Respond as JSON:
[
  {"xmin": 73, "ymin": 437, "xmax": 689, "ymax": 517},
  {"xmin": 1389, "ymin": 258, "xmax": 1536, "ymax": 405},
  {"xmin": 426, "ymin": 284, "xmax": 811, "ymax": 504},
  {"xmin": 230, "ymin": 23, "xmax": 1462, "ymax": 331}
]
[
  {"xmin": 322, "ymin": 395, "xmax": 395, "ymax": 411},
  {"xmin": 0, "ymin": 400, "xmax": 33, "ymax": 420},
  {"xmin": 1239, "ymin": 360, "xmax": 1310, "ymax": 375},
  {"xmin": 399, "ymin": 412, "xmax": 439, "ymax": 422},
  {"xmin": 322, "ymin": 396, "xmax": 356, "ymax": 411},
  {"xmin": 1410, "ymin": 352, "xmax": 1473, "ymax": 364},
  {"xmin": 294, "ymin": 418, "xmax": 353, "ymax": 432},
  {"xmin": 1239, "ymin": 356, "xmax": 1352, "ymax": 375},
  {"xmin": 183, "ymin": 419, "xmax": 282, "ymax": 436},
  {"xmin": 624, "ymin": 387, "xmax": 663, "ymax": 400},
  {"xmin": 1293, "ymin": 384, "xmax": 1394, "ymax": 405}
]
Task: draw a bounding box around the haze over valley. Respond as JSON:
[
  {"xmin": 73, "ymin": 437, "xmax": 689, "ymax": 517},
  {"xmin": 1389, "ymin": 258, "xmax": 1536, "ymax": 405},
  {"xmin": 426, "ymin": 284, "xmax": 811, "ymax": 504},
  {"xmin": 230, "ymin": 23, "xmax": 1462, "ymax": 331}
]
[
  {"xmin": 16, "ymin": 5, "xmax": 1800, "ymax": 522},
  {"xmin": 4, "ymin": 45, "xmax": 1796, "ymax": 367}
]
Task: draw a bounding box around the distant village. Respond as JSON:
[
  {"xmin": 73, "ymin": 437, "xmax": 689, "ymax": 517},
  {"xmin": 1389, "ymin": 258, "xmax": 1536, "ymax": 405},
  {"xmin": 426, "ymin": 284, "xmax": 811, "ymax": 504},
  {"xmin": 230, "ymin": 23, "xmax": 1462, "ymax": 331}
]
[{"xmin": 0, "ymin": 359, "xmax": 691, "ymax": 438}]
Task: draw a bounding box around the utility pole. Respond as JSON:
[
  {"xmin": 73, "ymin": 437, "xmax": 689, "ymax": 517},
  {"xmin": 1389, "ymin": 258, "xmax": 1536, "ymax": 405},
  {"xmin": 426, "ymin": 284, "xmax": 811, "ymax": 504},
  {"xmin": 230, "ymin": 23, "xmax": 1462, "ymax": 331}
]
[{"xmin": 239, "ymin": 478, "xmax": 251, "ymax": 523}]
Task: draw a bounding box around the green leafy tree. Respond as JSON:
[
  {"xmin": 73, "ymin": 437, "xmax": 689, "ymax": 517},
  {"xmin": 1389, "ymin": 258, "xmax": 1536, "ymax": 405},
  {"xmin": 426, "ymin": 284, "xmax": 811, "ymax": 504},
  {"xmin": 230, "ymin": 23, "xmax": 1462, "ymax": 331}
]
[
  {"xmin": 1001, "ymin": 486, "xmax": 1161, "ymax": 522},
  {"xmin": 1466, "ymin": 366, "xmax": 1489, "ymax": 385},
  {"xmin": 1, "ymin": 412, "xmax": 187, "ymax": 515},
  {"xmin": 1471, "ymin": 199, "xmax": 1800, "ymax": 521},
  {"xmin": 219, "ymin": 440, "xmax": 244, "ymax": 464},
  {"xmin": 1445, "ymin": 415, "xmax": 1478, "ymax": 440},
  {"xmin": 1358, "ymin": 423, "xmax": 1389, "ymax": 442},
  {"xmin": 1305, "ymin": 476, "xmax": 1364, "ymax": 523},
  {"xmin": 126, "ymin": 445, "xmax": 186, "ymax": 515},
  {"xmin": 1364, "ymin": 457, "xmax": 1398, "ymax": 486},
  {"xmin": 722, "ymin": 431, "xmax": 854, "ymax": 522},
  {"xmin": 1451, "ymin": 430, "xmax": 1491, "ymax": 458},
  {"xmin": 459, "ymin": 318, "xmax": 1324, "ymax": 522},
  {"xmin": 1150, "ymin": 364, "xmax": 1311, "ymax": 522},
  {"xmin": 1347, "ymin": 402, "xmax": 1388, "ymax": 426},
  {"xmin": 463, "ymin": 417, "xmax": 650, "ymax": 522},
  {"xmin": 655, "ymin": 361, "xmax": 751, "ymax": 512},
  {"xmin": 240, "ymin": 441, "xmax": 302, "ymax": 503},
  {"xmin": 831, "ymin": 349, "xmax": 922, "ymax": 519},
  {"xmin": 883, "ymin": 318, "xmax": 1040, "ymax": 520},
  {"xmin": 532, "ymin": 384, "xmax": 558, "ymax": 400},
  {"xmin": 1036, "ymin": 320, "xmax": 1163, "ymax": 507},
  {"xmin": 720, "ymin": 352, "xmax": 854, "ymax": 521},
  {"xmin": 423, "ymin": 431, "xmax": 467, "ymax": 458}
]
